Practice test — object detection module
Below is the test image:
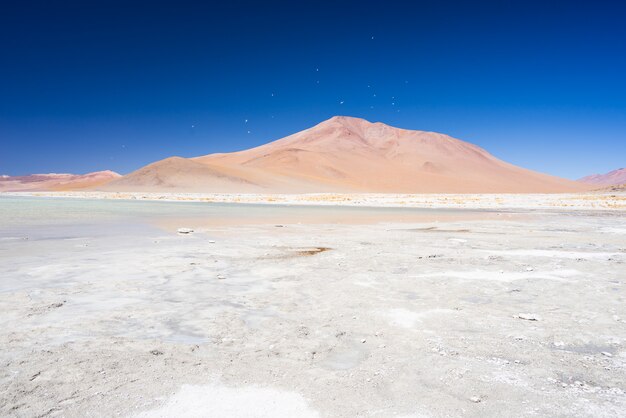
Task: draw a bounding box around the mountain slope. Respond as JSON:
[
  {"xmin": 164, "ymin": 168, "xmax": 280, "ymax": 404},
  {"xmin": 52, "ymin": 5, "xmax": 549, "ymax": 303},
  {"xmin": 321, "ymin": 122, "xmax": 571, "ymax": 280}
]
[
  {"xmin": 579, "ymin": 168, "xmax": 626, "ymax": 186},
  {"xmin": 0, "ymin": 170, "xmax": 120, "ymax": 192},
  {"xmin": 102, "ymin": 157, "xmax": 263, "ymax": 193},
  {"xmin": 102, "ymin": 116, "xmax": 591, "ymax": 193}
]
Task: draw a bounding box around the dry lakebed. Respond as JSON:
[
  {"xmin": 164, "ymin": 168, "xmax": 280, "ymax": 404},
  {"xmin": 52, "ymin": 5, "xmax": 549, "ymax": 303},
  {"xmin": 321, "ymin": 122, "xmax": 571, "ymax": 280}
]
[{"xmin": 0, "ymin": 194, "xmax": 625, "ymax": 417}]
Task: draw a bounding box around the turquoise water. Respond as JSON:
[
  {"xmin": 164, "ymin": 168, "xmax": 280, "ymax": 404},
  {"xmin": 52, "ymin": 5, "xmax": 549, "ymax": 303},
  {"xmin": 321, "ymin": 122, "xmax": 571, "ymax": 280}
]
[{"xmin": 0, "ymin": 196, "xmax": 497, "ymax": 240}]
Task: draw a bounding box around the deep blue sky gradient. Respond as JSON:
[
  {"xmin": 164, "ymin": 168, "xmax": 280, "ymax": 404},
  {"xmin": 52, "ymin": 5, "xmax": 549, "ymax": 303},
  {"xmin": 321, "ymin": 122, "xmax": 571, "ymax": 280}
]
[{"xmin": 1, "ymin": 0, "xmax": 625, "ymax": 178}]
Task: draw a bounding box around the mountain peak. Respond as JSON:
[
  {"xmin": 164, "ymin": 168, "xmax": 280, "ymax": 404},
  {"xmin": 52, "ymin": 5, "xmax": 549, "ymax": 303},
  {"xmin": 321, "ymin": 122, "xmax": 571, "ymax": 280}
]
[
  {"xmin": 321, "ymin": 115, "xmax": 387, "ymax": 128},
  {"xmin": 325, "ymin": 115, "xmax": 367, "ymax": 123},
  {"xmin": 0, "ymin": 170, "xmax": 121, "ymax": 192},
  {"xmin": 105, "ymin": 117, "xmax": 590, "ymax": 194},
  {"xmin": 312, "ymin": 116, "xmax": 406, "ymax": 144},
  {"xmin": 579, "ymin": 167, "xmax": 626, "ymax": 186}
]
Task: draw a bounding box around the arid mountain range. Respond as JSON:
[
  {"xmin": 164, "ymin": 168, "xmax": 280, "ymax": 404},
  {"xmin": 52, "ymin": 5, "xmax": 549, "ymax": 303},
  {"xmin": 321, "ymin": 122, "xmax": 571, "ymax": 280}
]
[
  {"xmin": 3, "ymin": 116, "xmax": 605, "ymax": 193},
  {"xmin": 103, "ymin": 116, "xmax": 588, "ymax": 193},
  {"xmin": 578, "ymin": 168, "xmax": 626, "ymax": 186},
  {"xmin": 0, "ymin": 171, "xmax": 120, "ymax": 192}
]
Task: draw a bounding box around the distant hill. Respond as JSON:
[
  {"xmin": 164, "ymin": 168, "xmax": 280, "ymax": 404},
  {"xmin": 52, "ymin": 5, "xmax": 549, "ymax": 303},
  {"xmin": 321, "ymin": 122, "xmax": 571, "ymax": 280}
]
[
  {"xmin": 579, "ymin": 168, "xmax": 626, "ymax": 186},
  {"xmin": 103, "ymin": 116, "xmax": 589, "ymax": 193},
  {"xmin": 0, "ymin": 171, "xmax": 121, "ymax": 192}
]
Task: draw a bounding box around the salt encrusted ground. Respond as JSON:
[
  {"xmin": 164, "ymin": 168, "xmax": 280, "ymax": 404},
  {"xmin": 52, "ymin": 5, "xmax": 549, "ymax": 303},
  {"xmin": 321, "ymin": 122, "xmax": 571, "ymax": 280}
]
[
  {"xmin": 3, "ymin": 190, "xmax": 626, "ymax": 211},
  {"xmin": 0, "ymin": 196, "xmax": 625, "ymax": 417}
]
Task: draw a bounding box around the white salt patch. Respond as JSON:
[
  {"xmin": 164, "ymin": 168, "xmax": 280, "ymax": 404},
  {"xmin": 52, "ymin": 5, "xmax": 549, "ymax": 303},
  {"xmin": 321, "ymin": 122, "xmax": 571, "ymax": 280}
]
[
  {"xmin": 396, "ymin": 414, "xmax": 433, "ymax": 418},
  {"xmin": 385, "ymin": 309, "xmax": 421, "ymax": 328},
  {"xmin": 385, "ymin": 308, "xmax": 455, "ymax": 328},
  {"xmin": 354, "ymin": 280, "xmax": 376, "ymax": 288},
  {"xmin": 601, "ymin": 227, "xmax": 626, "ymax": 235},
  {"xmin": 416, "ymin": 269, "xmax": 580, "ymax": 282},
  {"xmin": 482, "ymin": 249, "xmax": 616, "ymax": 260},
  {"xmin": 135, "ymin": 383, "xmax": 319, "ymax": 418}
]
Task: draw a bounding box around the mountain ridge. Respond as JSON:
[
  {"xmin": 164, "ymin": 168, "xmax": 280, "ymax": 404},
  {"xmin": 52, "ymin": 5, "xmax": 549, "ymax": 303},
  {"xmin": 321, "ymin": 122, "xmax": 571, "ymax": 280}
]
[
  {"xmin": 579, "ymin": 168, "xmax": 626, "ymax": 186},
  {"xmin": 102, "ymin": 116, "xmax": 590, "ymax": 193},
  {"xmin": 0, "ymin": 170, "xmax": 121, "ymax": 192}
]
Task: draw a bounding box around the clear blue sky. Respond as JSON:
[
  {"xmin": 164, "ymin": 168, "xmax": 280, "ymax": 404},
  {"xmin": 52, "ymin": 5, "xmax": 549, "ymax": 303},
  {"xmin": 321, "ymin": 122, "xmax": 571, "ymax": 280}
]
[{"xmin": 1, "ymin": 0, "xmax": 625, "ymax": 179}]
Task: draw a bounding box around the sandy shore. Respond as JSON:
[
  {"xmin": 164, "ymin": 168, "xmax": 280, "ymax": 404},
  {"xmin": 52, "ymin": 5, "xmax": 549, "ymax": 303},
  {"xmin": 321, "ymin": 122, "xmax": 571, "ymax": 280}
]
[
  {"xmin": 1, "ymin": 197, "xmax": 625, "ymax": 417},
  {"xmin": 3, "ymin": 190, "xmax": 626, "ymax": 211}
]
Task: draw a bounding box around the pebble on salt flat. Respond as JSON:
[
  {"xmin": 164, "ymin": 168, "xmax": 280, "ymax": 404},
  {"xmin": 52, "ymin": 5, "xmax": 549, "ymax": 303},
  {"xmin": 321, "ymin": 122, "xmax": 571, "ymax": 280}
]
[{"xmin": 517, "ymin": 313, "xmax": 541, "ymax": 321}]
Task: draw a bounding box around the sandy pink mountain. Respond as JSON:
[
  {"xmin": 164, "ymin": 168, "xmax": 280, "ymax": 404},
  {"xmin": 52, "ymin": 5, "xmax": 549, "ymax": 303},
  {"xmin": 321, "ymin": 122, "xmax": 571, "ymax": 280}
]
[
  {"xmin": 0, "ymin": 171, "xmax": 121, "ymax": 192},
  {"xmin": 103, "ymin": 116, "xmax": 590, "ymax": 193},
  {"xmin": 578, "ymin": 168, "xmax": 626, "ymax": 186}
]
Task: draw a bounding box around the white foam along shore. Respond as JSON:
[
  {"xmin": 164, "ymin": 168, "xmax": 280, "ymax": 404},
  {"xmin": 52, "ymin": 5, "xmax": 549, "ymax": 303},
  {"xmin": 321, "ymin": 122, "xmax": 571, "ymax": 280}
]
[{"xmin": 2, "ymin": 190, "xmax": 626, "ymax": 211}]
